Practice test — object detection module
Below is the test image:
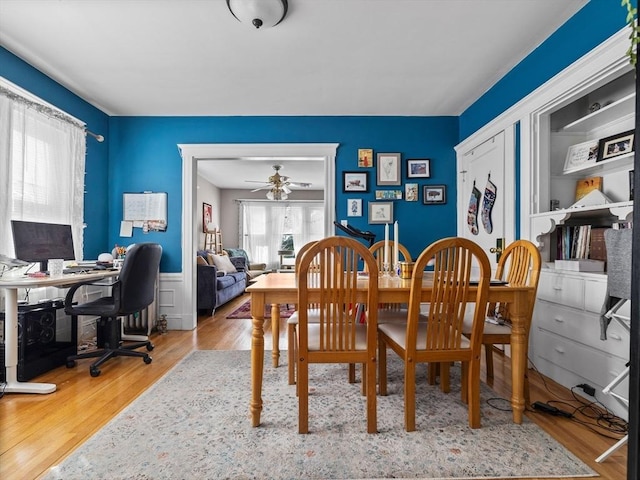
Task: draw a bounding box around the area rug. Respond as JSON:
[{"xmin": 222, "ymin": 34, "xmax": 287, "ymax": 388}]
[
  {"xmin": 226, "ymin": 299, "xmax": 295, "ymax": 319},
  {"xmin": 44, "ymin": 350, "xmax": 597, "ymax": 480}
]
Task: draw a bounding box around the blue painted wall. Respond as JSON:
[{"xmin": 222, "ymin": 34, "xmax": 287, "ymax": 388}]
[
  {"xmin": 459, "ymin": 0, "xmax": 629, "ymax": 139},
  {"xmin": 109, "ymin": 116, "xmax": 458, "ymax": 271},
  {"xmin": 0, "ymin": 0, "xmax": 631, "ymax": 272}
]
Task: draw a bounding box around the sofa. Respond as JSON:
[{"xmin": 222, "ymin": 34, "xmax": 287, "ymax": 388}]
[
  {"xmin": 196, "ymin": 250, "xmax": 248, "ymax": 316},
  {"xmin": 223, "ymin": 248, "xmax": 268, "ymax": 280}
]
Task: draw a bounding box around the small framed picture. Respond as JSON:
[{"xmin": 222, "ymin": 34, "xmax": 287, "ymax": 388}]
[
  {"xmin": 202, "ymin": 202, "xmax": 213, "ymax": 232},
  {"xmin": 597, "ymin": 129, "xmax": 635, "ymax": 162},
  {"xmin": 368, "ymin": 201, "xmax": 394, "ymax": 224},
  {"xmin": 375, "ymin": 190, "xmax": 402, "ymax": 200},
  {"xmin": 358, "ymin": 148, "xmax": 373, "ymax": 168},
  {"xmin": 343, "ymin": 171, "xmax": 369, "ymax": 192},
  {"xmin": 377, "ymin": 153, "xmax": 401, "ymax": 185},
  {"xmin": 423, "ymin": 185, "xmax": 446, "ymax": 205},
  {"xmin": 405, "ymin": 183, "xmax": 418, "ymax": 201},
  {"xmin": 347, "ymin": 198, "xmax": 362, "ymax": 217},
  {"xmin": 563, "ymin": 139, "xmax": 599, "ymax": 173},
  {"xmin": 407, "ymin": 159, "xmax": 430, "ymax": 178}
]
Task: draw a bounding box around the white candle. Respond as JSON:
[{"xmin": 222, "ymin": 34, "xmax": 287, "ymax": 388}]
[
  {"xmin": 394, "ymin": 221, "xmax": 399, "ymax": 266},
  {"xmin": 384, "ymin": 223, "xmax": 389, "ymax": 265}
]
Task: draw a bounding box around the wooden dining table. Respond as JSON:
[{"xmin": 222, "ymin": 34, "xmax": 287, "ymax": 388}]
[{"xmin": 246, "ymin": 272, "xmax": 534, "ymax": 427}]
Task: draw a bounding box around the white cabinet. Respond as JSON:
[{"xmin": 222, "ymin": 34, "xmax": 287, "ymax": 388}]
[
  {"xmin": 525, "ymin": 37, "xmax": 633, "ymax": 421},
  {"xmin": 530, "ymin": 270, "xmax": 630, "ymax": 419}
]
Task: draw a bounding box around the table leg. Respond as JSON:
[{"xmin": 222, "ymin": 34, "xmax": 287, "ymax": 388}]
[
  {"xmin": 2, "ymin": 288, "xmax": 56, "ymax": 394},
  {"xmin": 250, "ymin": 292, "xmax": 266, "ymax": 427},
  {"xmin": 271, "ymin": 303, "xmax": 280, "ymax": 367},
  {"xmin": 509, "ymin": 292, "xmax": 527, "ymax": 424}
]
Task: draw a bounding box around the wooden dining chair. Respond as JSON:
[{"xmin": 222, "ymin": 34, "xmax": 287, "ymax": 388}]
[
  {"xmin": 378, "ymin": 237, "xmax": 491, "ymax": 431},
  {"xmin": 287, "ymin": 240, "xmax": 318, "ymax": 385},
  {"xmin": 296, "ymin": 236, "xmax": 379, "ymax": 433},
  {"xmin": 462, "ymin": 239, "xmax": 541, "ymax": 397}
]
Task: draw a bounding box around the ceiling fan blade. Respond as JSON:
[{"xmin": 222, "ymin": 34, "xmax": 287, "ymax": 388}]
[
  {"xmin": 288, "ymin": 181, "xmax": 312, "ymax": 188},
  {"xmin": 245, "ymin": 180, "xmax": 271, "ymax": 184},
  {"xmin": 251, "ymin": 185, "xmax": 274, "ymax": 192},
  {"xmin": 282, "ymin": 185, "xmax": 292, "ymax": 194}
]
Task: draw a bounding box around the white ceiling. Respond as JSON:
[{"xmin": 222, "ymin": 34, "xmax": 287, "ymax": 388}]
[{"xmin": 0, "ymin": 0, "xmax": 587, "ymax": 189}]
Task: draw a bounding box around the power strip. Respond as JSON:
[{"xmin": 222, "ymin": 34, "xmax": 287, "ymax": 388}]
[{"xmin": 532, "ymin": 401, "xmax": 572, "ymax": 418}]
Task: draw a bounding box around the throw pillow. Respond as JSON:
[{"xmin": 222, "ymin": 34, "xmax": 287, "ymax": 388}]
[{"xmin": 211, "ymin": 254, "xmax": 237, "ymax": 274}]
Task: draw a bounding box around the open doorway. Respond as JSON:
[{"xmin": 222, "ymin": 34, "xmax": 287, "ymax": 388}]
[{"xmin": 179, "ymin": 143, "xmax": 338, "ymax": 330}]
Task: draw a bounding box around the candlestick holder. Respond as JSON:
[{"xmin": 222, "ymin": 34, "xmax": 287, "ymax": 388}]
[
  {"xmin": 393, "ymin": 262, "xmax": 401, "ymax": 277},
  {"xmin": 382, "ymin": 262, "xmax": 391, "ymax": 277}
]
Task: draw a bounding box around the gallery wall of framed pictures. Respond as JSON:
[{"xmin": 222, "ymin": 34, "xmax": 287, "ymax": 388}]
[{"xmin": 346, "ymin": 149, "xmax": 445, "ymax": 225}]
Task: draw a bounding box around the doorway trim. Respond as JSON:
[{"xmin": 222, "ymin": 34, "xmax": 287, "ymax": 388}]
[{"xmin": 178, "ymin": 143, "xmax": 338, "ymax": 330}]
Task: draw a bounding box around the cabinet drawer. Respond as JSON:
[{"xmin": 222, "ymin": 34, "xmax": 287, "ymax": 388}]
[
  {"xmin": 537, "ymin": 272, "xmax": 583, "ymax": 309},
  {"xmin": 534, "ymin": 301, "xmax": 629, "ymax": 358},
  {"xmin": 584, "ymin": 278, "xmax": 607, "ymax": 313},
  {"xmin": 533, "ymin": 329, "xmax": 629, "ymax": 392}
]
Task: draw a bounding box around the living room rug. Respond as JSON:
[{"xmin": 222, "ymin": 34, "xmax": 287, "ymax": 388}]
[
  {"xmin": 226, "ymin": 299, "xmax": 296, "ymax": 319},
  {"xmin": 44, "ymin": 350, "xmax": 597, "ymax": 480}
]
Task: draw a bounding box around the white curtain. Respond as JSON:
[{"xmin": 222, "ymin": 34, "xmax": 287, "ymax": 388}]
[
  {"xmin": 239, "ymin": 201, "xmax": 324, "ymax": 270},
  {"xmin": 0, "ymin": 82, "xmax": 86, "ymax": 260}
]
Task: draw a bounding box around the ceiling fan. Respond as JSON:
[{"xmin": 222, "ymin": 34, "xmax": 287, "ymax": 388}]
[{"xmin": 245, "ymin": 164, "xmax": 311, "ymax": 199}]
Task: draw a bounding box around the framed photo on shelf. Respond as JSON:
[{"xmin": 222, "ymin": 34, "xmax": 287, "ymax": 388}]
[
  {"xmin": 597, "ymin": 129, "xmax": 635, "ymax": 162},
  {"xmin": 358, "ymin": 148, "xmax": 373, "ymax": 168},
  {"xmin": 422, "ymin": 185, "xmax": 446, "ymax": 205},
  {"xmin": 376, "ymin": 153, "xmax": 401, "ymax": 185},
  {"xmin": 368, "ymin": 201, "xmax": 393, "ymax": 224},
  {"xmin": 407, "ymin": 159, "xmax": 430, "ymax": 178},
  {"xmin": 563, "ymin": 139, "xmax": 599, "ymax": 173},
  {"xmin": 347, "ymin": 198, "xmax": 362, "ymax": 217},
  {"xmin": 343, "ymin": 171, "xmax": 369, "ymax": 192},
  {"xmin": 202, "ymin": 202, "xmax": 212, "ymax": 233}
]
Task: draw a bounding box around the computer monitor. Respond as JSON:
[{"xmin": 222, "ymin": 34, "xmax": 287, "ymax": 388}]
[{"xmin": 10, "ymin": 220, "xmax": 76, "ymax": 272}]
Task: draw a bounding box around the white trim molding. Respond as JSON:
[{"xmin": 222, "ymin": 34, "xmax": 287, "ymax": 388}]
[{"xmin": 177, "ymin": 143, "xmax": 338, "ymax": 330}]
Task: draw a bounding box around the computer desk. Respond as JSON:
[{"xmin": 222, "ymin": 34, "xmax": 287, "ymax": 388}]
[{"xmin": 0, "ymin": 269, "xmax": 119, "ymax": 394}]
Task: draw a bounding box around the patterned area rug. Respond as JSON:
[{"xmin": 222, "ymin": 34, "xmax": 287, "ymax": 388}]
[
  {"xmin": 226, "ymin": 299, "xmax": 295, "ymax": 319},
  {"xmin": 44, "ymin": 350, "xmax": 597, "ymax": 480}
]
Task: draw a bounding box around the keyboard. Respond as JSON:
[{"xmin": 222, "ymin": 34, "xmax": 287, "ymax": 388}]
[{"xmin": 63, "ymin": 266, "xmax": 92, "ymax": 274}]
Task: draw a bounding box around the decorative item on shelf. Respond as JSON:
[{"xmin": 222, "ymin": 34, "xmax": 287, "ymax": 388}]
[
  {"xmin": 113, "ymin": 245, "xmax": 127, "ymax": 259},
  {"xmin": 358, "ymin": 148, "xmax": 373, "ymax": 168},
  {"xmin": 375, "ymin": 190, "xmax": 402, "ymax": 200},
  {"xmin": 407, "ymin": 159, "xmax": 430, "ymax": 178},
  {"xmin": 569, "ymin": 189, "xmax": 612, "ymax": 208},
  {"xmin": 630, "ymin": 170, "xmax": 634, "ymax": 201},
  {"xmin": 597, "ymin": 129, "xmax": 635, "ymax": 162},
  {"xmin": 422, "ymin": 185, "xmax": 446, "ymax": 205},
  {"xmin": 376, "ymin": 153, "xmax": 401, "ymax": 186},
  {"xmin": 575, "ymin": 176, "xmax": 603, "ymax": 201},
  {"xmin": 563, "ymin": 139, "xmax": 599, "ymax": 173}
]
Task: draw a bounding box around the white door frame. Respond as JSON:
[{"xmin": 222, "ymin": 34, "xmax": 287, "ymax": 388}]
[{"xmin": 178, "ymin": 143, "xmax": 338, "ymax": 330}]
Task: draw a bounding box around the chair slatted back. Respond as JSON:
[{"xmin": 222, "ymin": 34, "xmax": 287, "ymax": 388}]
[
  {"xmin": 298, "ymin": 236, "xmax": 378, "ymax": 355},
  {"xmin": 491, "ymin": 240, "xmax": 541, "ymax": 322},
  {"xmin": 407, "ymin": 237, "xmax": 490, "ymax": 356}
]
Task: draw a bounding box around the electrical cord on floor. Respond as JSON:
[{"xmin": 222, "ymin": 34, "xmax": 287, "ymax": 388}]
[{"xmin": 525, "ymin": 357, "xmax": 627, "ymax": 440}]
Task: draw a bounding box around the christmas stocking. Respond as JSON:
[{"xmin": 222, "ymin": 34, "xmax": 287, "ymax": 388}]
[
  {"xmin": 481, "ymin": 177, "xmax": 497, "ymax": 234},
  {"xmin": 467, "ymin": 183, "xmax": 481, "ymax": 235}
]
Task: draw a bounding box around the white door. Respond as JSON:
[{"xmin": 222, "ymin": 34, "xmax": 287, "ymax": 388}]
[{"xmin": 457, "ymin": 129, "xmax": 515, "ymax": 270}]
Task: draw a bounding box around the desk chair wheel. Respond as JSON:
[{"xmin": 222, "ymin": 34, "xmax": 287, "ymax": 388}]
[
  {"xmin": 146, "ymin": 343, "xmax": 154, "ymax": 352},
  {"xmin": 90, "ymin": 367, "xmax": 101, "ymax": 377},
  {"xmin": 66, "ymin": 360, "xmax": 76, "ymax": 368},
  {"xmin": 143, "ymin": 354, "xmax": 152, "ymax": 364}
]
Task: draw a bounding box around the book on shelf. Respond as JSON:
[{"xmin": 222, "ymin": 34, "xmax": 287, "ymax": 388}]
[{"xmin": 589, "ymin": 227, "xmax": 607, "ymax": 263}]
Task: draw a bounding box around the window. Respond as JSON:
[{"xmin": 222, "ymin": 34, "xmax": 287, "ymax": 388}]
[
  {"xmin": 0, "ymin": 79, "xmax": 86, "ymax": 260},
  {"xmin": 240, "ymin": 201, "xmax": 324, "ymax": 270}
]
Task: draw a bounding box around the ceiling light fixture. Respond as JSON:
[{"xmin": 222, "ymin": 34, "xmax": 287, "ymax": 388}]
[
  {"xmin": 226, "ymin": 0, "xmax": 288, "ymax": 29},
  {"xmin": 266, "ymin": 188, "xmax": 288, "ymax": 201}
]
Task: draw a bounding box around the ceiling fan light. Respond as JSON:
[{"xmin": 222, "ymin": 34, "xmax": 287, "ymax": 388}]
[{"xmin": 226, "ymin": 0, "xmax": 288, "ymax": 29}]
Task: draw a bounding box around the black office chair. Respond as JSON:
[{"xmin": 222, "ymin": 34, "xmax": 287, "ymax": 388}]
[{"xmin": 65, "ymin": 243, "xmax": 162, "ymax": 377}]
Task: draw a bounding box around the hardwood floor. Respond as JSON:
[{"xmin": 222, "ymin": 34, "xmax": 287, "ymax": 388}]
[{"xmin": 0, "ymin": 292, "xmax": 627, "ymax": 480}]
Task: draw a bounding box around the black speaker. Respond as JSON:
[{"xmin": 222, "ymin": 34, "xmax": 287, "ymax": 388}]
[{"xmin": 0, "ymin": 300, "xmax": 77, "ymax": 382}]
